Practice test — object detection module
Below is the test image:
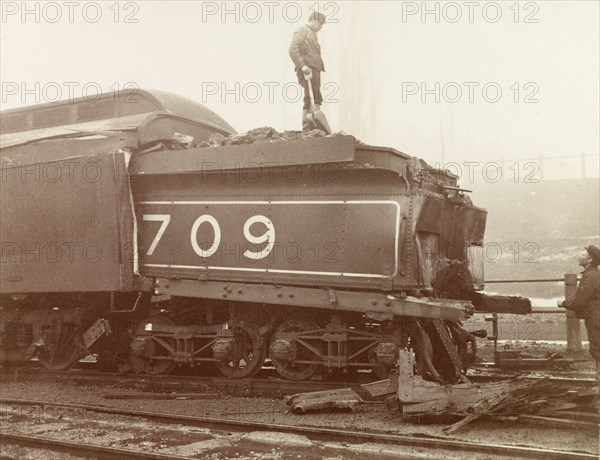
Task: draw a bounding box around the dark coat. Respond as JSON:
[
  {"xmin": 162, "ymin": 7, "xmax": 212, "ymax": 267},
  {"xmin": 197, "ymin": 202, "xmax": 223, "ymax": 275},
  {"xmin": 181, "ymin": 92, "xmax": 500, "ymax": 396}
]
[
  {"xmin": 564, "ymin": 265, "xmax": 600, "ymax": 317},
  {"xmin": 564, "ymin": 265, "xmax": 600, "ymax": 360},
  {"xmin": 289, "ymin": 25, "xmax": 324, "ymax": 72}
]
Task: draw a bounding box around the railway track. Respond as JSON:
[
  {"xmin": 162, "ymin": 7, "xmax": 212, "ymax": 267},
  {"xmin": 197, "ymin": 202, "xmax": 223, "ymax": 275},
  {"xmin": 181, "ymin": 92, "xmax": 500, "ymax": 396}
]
[
  {"xmin": 0, "ymin": 432, "xmax": 192, "ymax": 460},
  {"xmin": 0, "ymin": 365, "xmax": 350, "ymax": 398},
  {"xmin": 1, "ymin": 398, "xmax": 597, "ymax": 460},
  {"xmin": 1, "ymin": 364, "xmax": 596, "ymax": 402}
]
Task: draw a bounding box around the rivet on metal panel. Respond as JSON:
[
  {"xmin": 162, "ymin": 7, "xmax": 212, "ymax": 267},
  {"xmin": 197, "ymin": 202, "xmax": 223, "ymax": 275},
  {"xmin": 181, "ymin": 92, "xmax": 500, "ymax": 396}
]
[
  {"xmin": 288, "ymin": 293, "xmax": 295, "ymax": 299},
  {"xmin": 372, "ymin": 300, "xmax": 378, "ymax": 306},
  {"xmin": 385, "ymin": 300, "xmax": 392, "ymax": 307},
  {"xmin": 165, "ymin": 283, "xmax": 170, "ymax": 289},
  {"xmin": 222, "ymin": 294, "xmax": 228, "ymax": 298},
  {"xmin": 223, "ymin": 285, "xmax": 229, "ymax": 290},
  {"xmin": 277, "ymin": 293, "xmax": 283, "ymax": 298},
  {"xmin": 227, "ymin": 288, "xmax": 233, "ymax": 293},
  {"xmin": 238, "ymin": 290, "xmax": 243, "ymax": 294}
]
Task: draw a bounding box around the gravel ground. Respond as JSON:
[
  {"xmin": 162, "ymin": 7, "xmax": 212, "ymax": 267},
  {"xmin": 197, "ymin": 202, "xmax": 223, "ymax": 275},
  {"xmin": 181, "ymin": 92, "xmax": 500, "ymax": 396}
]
[
  {"xmin": 1, "ymin": 373, "xmax": 598, "ymax": 458},
  {"xmin": 1, "ymin": 338, "xmax": 598, "ymax": 459},
  {"xmin": 0, "ymin": 399, "xmax": 529, "ymax": 460}
]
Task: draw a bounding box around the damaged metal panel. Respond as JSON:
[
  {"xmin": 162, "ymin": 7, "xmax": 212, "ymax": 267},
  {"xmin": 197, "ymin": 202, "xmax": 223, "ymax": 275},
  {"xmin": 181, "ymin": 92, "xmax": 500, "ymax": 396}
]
[{"xmin": 1, "ymin": 134, "xmax": 128, "ymax": 167}]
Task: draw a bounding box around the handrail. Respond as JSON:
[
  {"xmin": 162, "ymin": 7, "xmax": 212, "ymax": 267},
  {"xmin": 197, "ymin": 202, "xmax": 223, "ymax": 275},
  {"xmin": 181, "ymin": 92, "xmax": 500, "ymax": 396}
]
[{"xmin": 475, "ymin": 274, "xmax": 583, "ymax": 350}]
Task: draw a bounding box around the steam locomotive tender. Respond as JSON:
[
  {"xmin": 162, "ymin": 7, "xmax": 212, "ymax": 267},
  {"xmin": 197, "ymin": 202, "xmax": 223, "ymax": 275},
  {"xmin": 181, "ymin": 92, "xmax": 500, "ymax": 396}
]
[{"xmin": 1, "ymin": 90, "xmax": 501, "ymax": 382}]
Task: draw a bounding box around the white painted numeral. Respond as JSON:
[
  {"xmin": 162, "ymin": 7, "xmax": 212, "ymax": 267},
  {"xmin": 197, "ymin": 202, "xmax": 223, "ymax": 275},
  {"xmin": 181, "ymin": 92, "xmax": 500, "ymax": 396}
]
[
  {"xmin": 143, "ymin": 214, "xmax": 171, "ymax": 256},
  {"xmin": 145, "ymin": 213, "xmax": 276, "ymax": 261},
  {"xmin": 191, "ymin": 215, "xmax": 221, "ymax": 258},
  {"xmin": 243, "ymin": 215, "xmax": 275, "ymax": 260}
]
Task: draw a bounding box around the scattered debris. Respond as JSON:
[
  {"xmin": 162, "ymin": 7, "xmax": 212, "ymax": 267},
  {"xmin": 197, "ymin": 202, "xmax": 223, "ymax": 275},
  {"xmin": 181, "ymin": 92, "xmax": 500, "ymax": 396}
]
[
  {"xmin": 388, "ymin": 349, "xmax": 598, "ymax": 434},
  {"xmin": 285, "ymin": 388, "xmax": 362, "ymax": 414},
  {"xmin": 361, "ymin": 376, "xmax": 397, "ymax": 398},
  {"xmin": 494, "ymin": 350, "xmax": 585, "ymax": 369},
  {"xmin": 284, "ymin": 348, "xmax": 597, "ymax": 431}
]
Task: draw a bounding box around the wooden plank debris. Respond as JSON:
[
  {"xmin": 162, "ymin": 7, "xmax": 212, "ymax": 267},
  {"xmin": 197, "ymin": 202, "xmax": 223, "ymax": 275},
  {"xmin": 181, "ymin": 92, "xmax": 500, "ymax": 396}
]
[{"xmin": 285, "ymin": 388, "xmax": 362, "ymax": 414}]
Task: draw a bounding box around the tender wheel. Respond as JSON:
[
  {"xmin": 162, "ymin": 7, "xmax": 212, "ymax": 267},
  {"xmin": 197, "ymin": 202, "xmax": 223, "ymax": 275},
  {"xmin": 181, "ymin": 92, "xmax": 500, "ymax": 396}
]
[
  {"xmin": 38, "ymin": 322, "xmax": 84, "ymax": 371},
  {"xmin": 129, "ymin": 315, "xmax": 176, "ymax": 375},
  {"xmin": 270, "ymin": 319, "xmax": 321, "ymax": 381},
  {"xmin": 215, "ymin": 322, "xmax": 267, "ymax": 379}
]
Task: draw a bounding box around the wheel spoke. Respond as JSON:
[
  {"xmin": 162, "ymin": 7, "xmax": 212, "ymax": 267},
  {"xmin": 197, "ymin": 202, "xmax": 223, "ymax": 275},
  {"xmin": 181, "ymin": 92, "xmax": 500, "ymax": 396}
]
[
  {"xmin": 38, "ymin": 324, "xmax": 83, "ymax": 371},
  {"xmin": 270, "ymin": 319, "xmax": 321, "ymax": 381},
  {"xmin": 215, "ymin": 322, "xmax": 267, "ymax": 379}
]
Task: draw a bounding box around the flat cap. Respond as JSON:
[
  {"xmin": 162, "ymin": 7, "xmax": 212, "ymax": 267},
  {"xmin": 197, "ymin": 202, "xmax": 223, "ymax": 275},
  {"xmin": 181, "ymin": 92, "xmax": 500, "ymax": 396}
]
[{"xmin": 585, "ymin": 245, "xmax": 600, "ymax": 266}]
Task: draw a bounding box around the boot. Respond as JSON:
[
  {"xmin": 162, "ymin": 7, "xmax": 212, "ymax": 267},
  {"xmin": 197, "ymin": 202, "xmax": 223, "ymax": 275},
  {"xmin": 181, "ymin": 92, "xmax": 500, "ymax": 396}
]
[{"xmin": 302, "ymin": 109, "xmax": 311, "ymax": 131}]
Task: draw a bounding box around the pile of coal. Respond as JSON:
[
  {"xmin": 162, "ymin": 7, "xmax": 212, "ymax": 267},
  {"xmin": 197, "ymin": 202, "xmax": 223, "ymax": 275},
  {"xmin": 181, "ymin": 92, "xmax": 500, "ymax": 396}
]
[{"xmin": 200, "ymin": 126, "xmax": 339, "ymax": 148}]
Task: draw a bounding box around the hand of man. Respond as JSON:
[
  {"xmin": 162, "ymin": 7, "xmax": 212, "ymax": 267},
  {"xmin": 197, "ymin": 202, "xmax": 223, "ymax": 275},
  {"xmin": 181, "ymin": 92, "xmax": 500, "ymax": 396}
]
[
  {"xmin": 557, "ymin": 300, "xmax": 565, "ymax": 308},
  {"xmin": 302, "ymin": 65, "xmax": 313, "ymax": 79}
]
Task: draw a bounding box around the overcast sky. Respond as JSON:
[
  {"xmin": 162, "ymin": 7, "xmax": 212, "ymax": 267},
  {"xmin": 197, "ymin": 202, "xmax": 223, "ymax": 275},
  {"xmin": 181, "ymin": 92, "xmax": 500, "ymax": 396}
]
[{"xmin": 1, "ymin": 1, "xmax": 598, "ymax": 178}]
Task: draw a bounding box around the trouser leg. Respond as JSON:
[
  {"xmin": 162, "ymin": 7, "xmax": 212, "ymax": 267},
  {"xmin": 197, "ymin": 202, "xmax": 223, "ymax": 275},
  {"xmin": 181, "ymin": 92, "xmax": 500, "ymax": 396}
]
[
  {"xmin": 584, "ymin": 319, "xmax": 599, "ymax": 384},
  {"xmin": 302, "ymin": 108, "xmax": 311, "ymax": 131},
  {"xmin": 311, "ymin": 69, "xmax": 322, "ymax": 107},
  {"xmin": 296, "ymin": 67, "xmax": 322, "ymax": 130},
  {"xmin": 297, "ymin": 68, "xmax": 311, "ymax": 111},
  {"xmin": 297, "ymin": 67, "xmax": 322, "ymax": 109}
]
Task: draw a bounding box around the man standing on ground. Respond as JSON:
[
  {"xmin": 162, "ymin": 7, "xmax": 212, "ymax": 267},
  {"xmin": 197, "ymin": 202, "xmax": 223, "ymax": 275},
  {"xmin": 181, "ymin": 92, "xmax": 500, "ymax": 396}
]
[
  {"xmin": 289, "ymin": 11, "xmax": 326, "ymax": 130},
  {"xmin": 559, "ymin": 245, "xmax": 600, "ymax": 386}
]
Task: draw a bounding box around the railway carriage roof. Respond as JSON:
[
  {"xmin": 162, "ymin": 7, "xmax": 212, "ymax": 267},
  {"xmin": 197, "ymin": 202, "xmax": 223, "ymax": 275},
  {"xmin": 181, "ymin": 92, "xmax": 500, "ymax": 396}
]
[{"xmin": 0, "ymin": 89, "xmax": 236, "ymax": 149}]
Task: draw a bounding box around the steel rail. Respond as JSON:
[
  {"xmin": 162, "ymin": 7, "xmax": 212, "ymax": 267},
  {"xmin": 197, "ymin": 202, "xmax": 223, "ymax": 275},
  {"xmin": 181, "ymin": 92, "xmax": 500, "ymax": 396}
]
[
  {"xmin": 1, "ymin": 398, "xmax": 596, "ymax": 460},
  {"xmin": 0, "ymin": 432, "xmax": 192, "ymax": 460},
  {"xmin": 3, "ymin": 366, "xmax": 595, "ymax": 392},
  {"xmin": 0, "ymin": 366, "xmax": 349, "ymax": 397},
  {"xmin": 1, "ymin": 366, "xmax": 595, "ymax": 399}
]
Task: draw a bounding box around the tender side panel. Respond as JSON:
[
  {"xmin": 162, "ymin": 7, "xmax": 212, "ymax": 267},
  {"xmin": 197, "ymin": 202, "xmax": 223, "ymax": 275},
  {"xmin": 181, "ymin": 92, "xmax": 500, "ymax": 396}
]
[
  {"xmin": 136, "ymin": 200, "xmax": 399, "ymax": 285},
  {"xmin": 0, "ymin": 150, "xmax": 136, "ymax": 293},
  {"xmin": 134, "ymin": 167, "xmax": 406, "ymax": 290}
]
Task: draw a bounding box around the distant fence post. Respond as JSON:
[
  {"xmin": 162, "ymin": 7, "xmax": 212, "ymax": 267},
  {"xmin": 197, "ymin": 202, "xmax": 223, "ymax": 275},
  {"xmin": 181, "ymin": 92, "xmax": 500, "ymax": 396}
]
[{"xmin": 564, "ymin": 273, "xmax": 582, "ymax": 352}]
